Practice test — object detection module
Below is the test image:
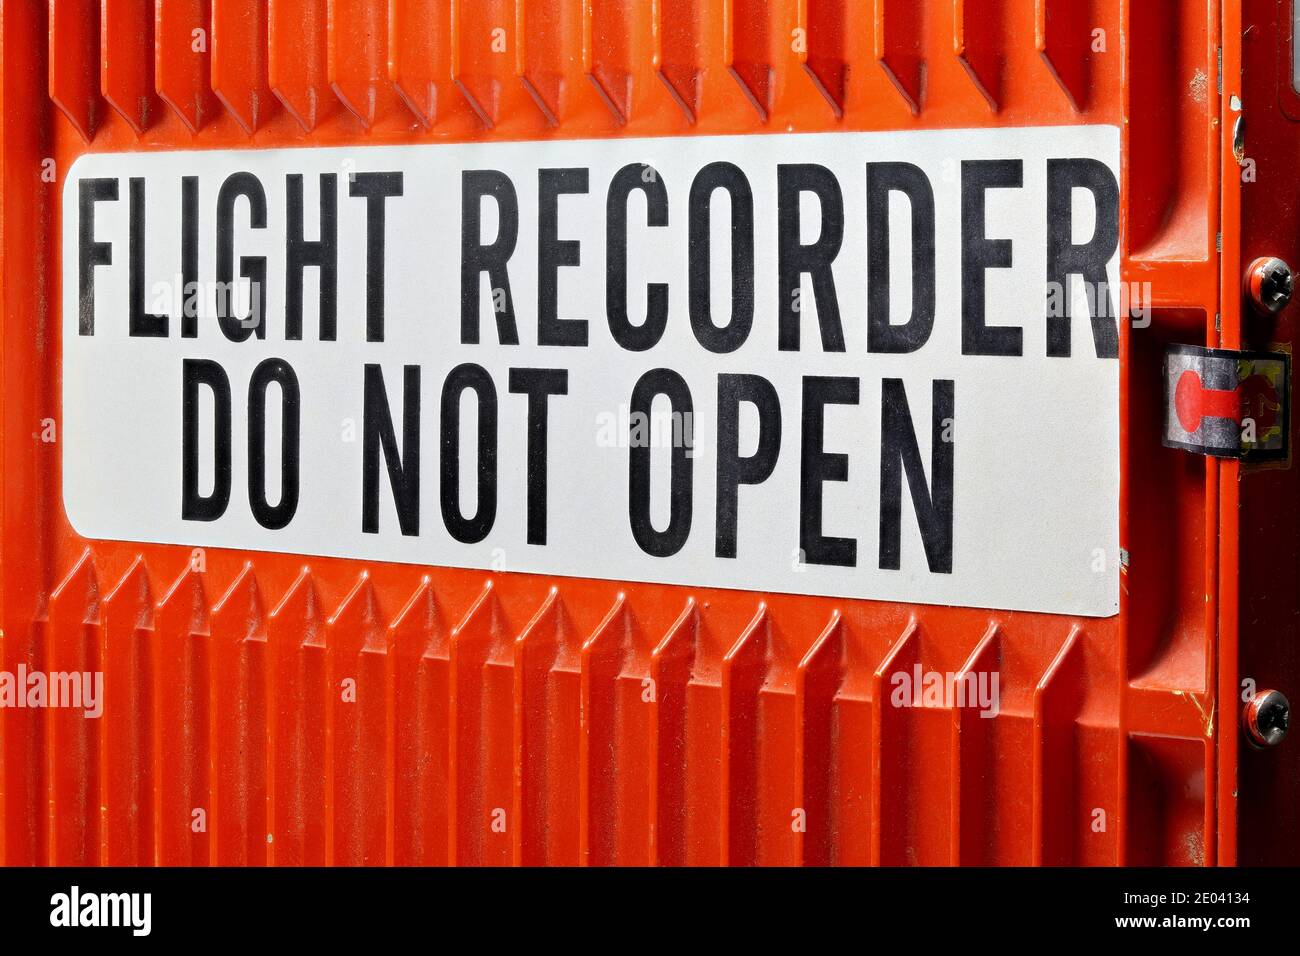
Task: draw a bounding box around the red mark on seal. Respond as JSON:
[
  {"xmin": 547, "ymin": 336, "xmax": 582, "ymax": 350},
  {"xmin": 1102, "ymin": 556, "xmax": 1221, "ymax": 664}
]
[
  {"xmin": 1174, "ymin": 369, "xmax": 1241, "ymax": 433},
  {"xmin": 1174, "ymin": 369, "xmax": 1281, "ymax": 435}
]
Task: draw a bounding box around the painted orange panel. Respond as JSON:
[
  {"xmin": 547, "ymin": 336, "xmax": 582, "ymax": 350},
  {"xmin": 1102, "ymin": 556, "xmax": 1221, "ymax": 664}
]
[{"xmin": 0, "ymin": 0, "xmax": 1292, "ymax": 868}]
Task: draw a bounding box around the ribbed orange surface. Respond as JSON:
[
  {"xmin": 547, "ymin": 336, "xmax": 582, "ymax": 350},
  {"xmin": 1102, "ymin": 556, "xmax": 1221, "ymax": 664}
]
[{"xmin": 0, "ymin": 0, "xmax": 1239, "ymax": 866}]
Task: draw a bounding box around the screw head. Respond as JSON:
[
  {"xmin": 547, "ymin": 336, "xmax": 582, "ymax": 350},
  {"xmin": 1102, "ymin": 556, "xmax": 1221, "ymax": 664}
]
[
  {"xmin": 1247, "ymin": 257, "xmax": 1294, "ymax": 315},
  {"xmin": 1243, "ymin": 689, "xmax": 1290, "ymax": 748}
]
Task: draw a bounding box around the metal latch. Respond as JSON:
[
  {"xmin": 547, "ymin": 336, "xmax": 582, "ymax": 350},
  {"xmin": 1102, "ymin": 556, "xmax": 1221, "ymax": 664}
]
[{"xmin": 1162, "ymin": 344, "xmax": 1289, "ymax": 460}]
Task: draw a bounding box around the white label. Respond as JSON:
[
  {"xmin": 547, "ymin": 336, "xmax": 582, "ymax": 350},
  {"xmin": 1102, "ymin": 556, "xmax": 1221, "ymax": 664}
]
[{"xmin": 62, "ymin": 126, "xmax": 1120, "ymax": 616}]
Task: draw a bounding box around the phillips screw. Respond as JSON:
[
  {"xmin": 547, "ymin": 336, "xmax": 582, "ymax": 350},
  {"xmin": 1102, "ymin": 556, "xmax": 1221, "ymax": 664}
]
[
  {"xmin": 1243, "ymin": 689, "xmax": 1290, "ymax": 749},
  {"xmin": 1246, "ymin": 256, "xmax": 1294, "ymax": 315}
]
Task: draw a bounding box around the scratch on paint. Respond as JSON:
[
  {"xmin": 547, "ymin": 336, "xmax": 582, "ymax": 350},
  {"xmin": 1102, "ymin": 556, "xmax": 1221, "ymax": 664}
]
[{"xmin": 1173, "ymin": 690, "xmax": 1216, "ymax": 736}]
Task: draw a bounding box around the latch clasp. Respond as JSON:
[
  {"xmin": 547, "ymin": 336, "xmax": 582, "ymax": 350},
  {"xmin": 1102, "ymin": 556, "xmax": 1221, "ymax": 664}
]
[{"xmin": 1162, "ymin": 344, "xmax": 1289, "ymax": 460}]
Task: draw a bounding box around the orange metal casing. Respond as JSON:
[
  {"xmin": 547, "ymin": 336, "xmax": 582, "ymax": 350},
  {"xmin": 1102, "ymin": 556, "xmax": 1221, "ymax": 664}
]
[{"xmin": 0, "ymin": 0, "xmax": 1292, "ymax": 866}]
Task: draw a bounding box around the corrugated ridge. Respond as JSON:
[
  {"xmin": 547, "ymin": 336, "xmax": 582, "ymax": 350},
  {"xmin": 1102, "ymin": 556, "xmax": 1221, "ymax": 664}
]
[
  {"xmin": 268, "ymin": 0, "xmax": 334, "ymax": 131},
  {"xmin": 208, "ymin": 565, "xmax": 268, "ymax": 865},
  {"xmin": 328, "ymin": 0, "xmax": 408, "ymax": 129},
  {"xmin": 1036, "ymin": 0, "xmax": 1094, "ymax": 111},
  {"xmin": 874, "ymin": 0, "xmax": 924, "ymax": 114},
  {"xmin": 326, "ymin": 573, "xmax": 389, "ymax": 865},
  {"xmin": 212, "ymin": 0, "xmax": 274, "ymax": 135},
  {"xmin": 585, "ymin": 0, "xmax": 634, "ymax": 124},
  {"xmin": 388, "ymin": 576, "xmax": 449, "ymax": 865},
  {"xmin": 447, "ymin": 581, "xmax": 511, "ymax": 864},
  {"xmin": 156, "ymin": 0, "xmax": 217, "ymax": 133},
  {"xmin": 267, "ymin": 569, "xmax": 326, "ymax": 865},
  {"xmin": 720, "ymin": 603, "xmax": 802, "ymax": 865},
  {"xmin": 647, "ymin": 598, "xmax": 699, "ymax": 865},
  {"xmin": 953, "ymin": 0, "xmax": 1005, "ymax": 111},
  {"xmin": 49, "ymin": 0, "xmax": 101, "ymax": 141},
  {"xmin": 1033, "ymin": 627, "xmax": 1085, "ymax": 865},
  {"xmin": 154, "ymin": 565, "xmax": 212, "ymax": 866},
  {"xmin": 101, "ymin": 0, "xmax": 157, "ymax": 134},
  {"xmin": 101, "ymin": 558, "xmax": 155, "ymax": 865},
  {"xmin": 654, "ymin": 0, "xmax": 702, "ymax": 122},
  {"xmin": 388, "ymin": 0, "xmax": 444, "ymax": 128},
  {"xmin": 793, "ymin": 610, "xmax": 843, "ymax": 865},
  {"xmin": 799, "ymin": 0, "xmax": 848, "ymax": 118},
  {"xmin": 577, "ymin": 593, "xmax": 653, "ymax": 864},
  {"xmin": 46, "ymin": 552, "xmax": 101, "ymax": 866},
  {"xmin": 723, "ymin": 0, "xmax": 771, "ymax": 120},
  {"xmin": 513, "ymin": 587, "xmax": 581, "ymax": 865},
  {"xmin": 951, "ymin": 624, "xmax": 1000, "ymax": 864},
  {"xmin": 452, "ymin": 0, "xmax": 508, "ymax": 128}
]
